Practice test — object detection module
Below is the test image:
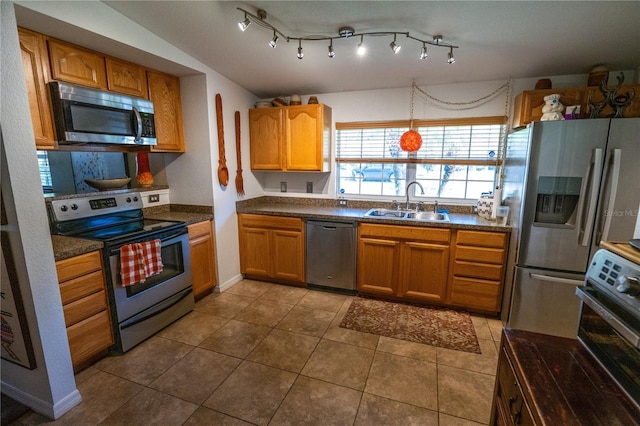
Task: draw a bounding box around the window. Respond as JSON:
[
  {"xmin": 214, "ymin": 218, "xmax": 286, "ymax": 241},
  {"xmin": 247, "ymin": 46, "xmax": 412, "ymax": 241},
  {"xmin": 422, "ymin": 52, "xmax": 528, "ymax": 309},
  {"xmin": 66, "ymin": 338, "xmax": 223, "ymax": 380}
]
[
  {"xmin": 336, "ymin": 117, "xmax": 506, "ymax": 202},
  {"xmin": 37, "ymin": 150, "xmax": 53, "ymax": 192}
]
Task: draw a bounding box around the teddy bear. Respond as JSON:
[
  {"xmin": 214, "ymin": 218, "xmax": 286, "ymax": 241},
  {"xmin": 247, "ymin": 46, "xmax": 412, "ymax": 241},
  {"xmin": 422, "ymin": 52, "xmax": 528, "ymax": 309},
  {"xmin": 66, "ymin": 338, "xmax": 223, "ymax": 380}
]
[{"xmin": 540, "ymin": 94, "xmax": 565, "ymax": 121}]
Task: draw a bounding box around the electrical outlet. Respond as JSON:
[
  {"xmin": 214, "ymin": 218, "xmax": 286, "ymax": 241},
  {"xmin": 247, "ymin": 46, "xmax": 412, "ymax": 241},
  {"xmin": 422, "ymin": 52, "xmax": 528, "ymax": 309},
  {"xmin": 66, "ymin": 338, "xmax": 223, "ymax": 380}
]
[
  {"xmin": 306, "ymin": 182, "xmax": 313, "ymax": 193},
  {"xmin": 338, "ymin": 199, "xmax": 348, "ymax": 207},
  {"xmin": 280, "ymin": 182, "xmax": 287, "ymax": 192},
  {"xmin": 148, "ymin": 194, "xmax": 160, "ymax": 203}
]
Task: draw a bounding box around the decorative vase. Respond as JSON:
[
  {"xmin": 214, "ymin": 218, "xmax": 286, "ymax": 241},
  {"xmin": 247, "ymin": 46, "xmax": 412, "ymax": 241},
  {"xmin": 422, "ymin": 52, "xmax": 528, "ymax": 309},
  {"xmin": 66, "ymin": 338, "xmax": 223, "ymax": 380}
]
[
  {"xmin": 476, "ymin": 192, "xmax": 494, "ymax": 219},
  {"xmin": 135, "ymin": 152, "xmax": 154, "ymax": 187}
]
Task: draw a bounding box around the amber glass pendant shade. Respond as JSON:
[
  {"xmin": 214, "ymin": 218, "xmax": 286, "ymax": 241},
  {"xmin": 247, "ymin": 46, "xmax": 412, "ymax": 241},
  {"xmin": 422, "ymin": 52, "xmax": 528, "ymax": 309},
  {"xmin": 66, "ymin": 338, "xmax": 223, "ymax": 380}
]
[
  {"xmin": 400, "ymin": 129, "xmax": 422, "ymax": 152},
  {"xmin": 135, "ymin": 152, "xmax": 154, "ymax": 187}
]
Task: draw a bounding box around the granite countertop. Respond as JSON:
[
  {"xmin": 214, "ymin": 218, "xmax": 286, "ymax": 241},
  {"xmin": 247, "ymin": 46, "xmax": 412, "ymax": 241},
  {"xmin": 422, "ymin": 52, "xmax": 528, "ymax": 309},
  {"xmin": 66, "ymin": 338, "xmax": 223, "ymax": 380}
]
[
  {"xmin": 237, "ymin": 197, "xmax": 510, "ymax": 232},
  {"xmin": 51, "ymin": 204, "xmax": 214, "ymax": 261}
]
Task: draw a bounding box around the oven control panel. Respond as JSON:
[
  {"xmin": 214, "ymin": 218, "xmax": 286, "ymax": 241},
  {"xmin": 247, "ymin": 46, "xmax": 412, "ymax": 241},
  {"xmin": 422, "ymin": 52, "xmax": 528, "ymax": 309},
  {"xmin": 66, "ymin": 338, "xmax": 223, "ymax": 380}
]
[
  {"xmin": 587, "ymin": 249, "xmax": 640, "ymax": 311},
  {"xmin": 48, "ymin": 192, "xmax": 143, "ymax": 221}
]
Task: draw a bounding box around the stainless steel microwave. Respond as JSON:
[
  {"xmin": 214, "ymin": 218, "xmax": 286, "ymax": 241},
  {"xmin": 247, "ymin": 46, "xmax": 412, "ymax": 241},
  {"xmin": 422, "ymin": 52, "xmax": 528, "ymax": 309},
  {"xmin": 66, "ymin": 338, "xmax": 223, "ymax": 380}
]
[{"xmin": 48, "ymin": 81, "xmax": 157, "ymax": 146}]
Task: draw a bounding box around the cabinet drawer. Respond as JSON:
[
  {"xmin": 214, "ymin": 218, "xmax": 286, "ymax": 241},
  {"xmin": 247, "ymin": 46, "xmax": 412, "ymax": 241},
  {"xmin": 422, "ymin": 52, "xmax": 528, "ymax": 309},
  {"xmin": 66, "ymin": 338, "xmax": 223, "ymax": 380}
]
[
  {"xmin": 188, "ymin": 220, "xmax": 212, "ymax": 239},
  {"xmin": 66, "ymin": 310, "xmax": 113, "ymax": 367},
  {"xmin": 456, "ymin": 230, "xmax": 506, "ymax": 248},
  {"xmin": 239, "ymin": 214, "xmax": 303, "ymax": 232},
  {"xmin": 455, "ymin": 246, "xmax": 505, "ymax": 264},
  {"xmin": 359, "ymin": 223, "xmax": 450, "ymax": 243},
  {"xmin": 59, "ymin": 270, "xmax": 105, "ymax": 305},
  {"xmin": 56, "ymin": 251, "xmax": 102, "ymax": 282},
  {"xmin": 454, "ymin": 260, "xmax": 504, "ymax": 281},
  {"xmin": 63, "ymin": 290, "xmax": 109, "ymax": 327},
  {"xmin": 450, "ymin": 276, "xmax": 501, "ymax": 312}
]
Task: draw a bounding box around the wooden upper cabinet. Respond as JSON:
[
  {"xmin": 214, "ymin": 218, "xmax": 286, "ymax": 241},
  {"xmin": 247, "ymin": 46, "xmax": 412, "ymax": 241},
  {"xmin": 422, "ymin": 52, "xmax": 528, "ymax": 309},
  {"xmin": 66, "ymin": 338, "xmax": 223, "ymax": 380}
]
[
  {"xmin": 249, "ymin": 104, "xmax": 331, "ymax": 171},
  {"xmin": 47, "ymin": 39, "xmax": 107, "ymax": 89},
  {"xmin": 105, "ymin": 57, "xmax": 148, "ymax": 99},
  {"xmin": 147, "ymin": 70, "xmax": 185, "ymax": 152},
  {"xmin": 18, "ymin": 27, "xmax": 56, "ymax": 150},
  {"xmin": 249, "ymin": 107, "xmax": 284, "ymax": 170},
  {"xmin": 286, "ymin": 105, "xmax": 330, "ymax": 171},
  {"xmin": 512, "ymin": 88, "xmax": 584, "ymax": 129}
]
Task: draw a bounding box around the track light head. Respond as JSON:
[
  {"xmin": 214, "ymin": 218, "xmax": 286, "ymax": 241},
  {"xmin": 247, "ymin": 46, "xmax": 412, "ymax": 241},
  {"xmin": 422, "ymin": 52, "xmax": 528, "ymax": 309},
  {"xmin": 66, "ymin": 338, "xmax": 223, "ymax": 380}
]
[
  {"xmin": 357, "ymin": 35, "xmax": 366, "ymax": 56},
  {"xmin": 328, "ymin": 42, "xmax": 335, "ymax": 58},
  {"xmin": 269, "ymin": 31, "xmax": 278, "ymax": 48},
  {"xmin": 390, "ymin": 34, "xmax": 401, "ymax": 54},
  {"xmin": 238, "ymin": 14, "xmax": 251, "ymax": 32},
  {"xmin": 420, "ymin": 43, "xmax": 428, "ymax": 60},
  {"xmin": 447, "ymin": 48, "xmax": 455, "ymax": 64},
  {"xmin": 297, "ymin": 40, "xmax": 304, "ymax": 59}
]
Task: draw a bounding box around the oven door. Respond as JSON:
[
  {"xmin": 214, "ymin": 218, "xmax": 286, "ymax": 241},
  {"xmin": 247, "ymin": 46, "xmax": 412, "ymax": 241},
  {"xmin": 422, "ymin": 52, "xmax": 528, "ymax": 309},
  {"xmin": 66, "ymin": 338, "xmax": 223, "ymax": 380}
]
[
  {"xmin": 576, "ymin": 284, "xmax": 640, "ymax": 407},
  {"xmin": 108, "ymin": 229, "xmax": 192, "ymax": 322}
]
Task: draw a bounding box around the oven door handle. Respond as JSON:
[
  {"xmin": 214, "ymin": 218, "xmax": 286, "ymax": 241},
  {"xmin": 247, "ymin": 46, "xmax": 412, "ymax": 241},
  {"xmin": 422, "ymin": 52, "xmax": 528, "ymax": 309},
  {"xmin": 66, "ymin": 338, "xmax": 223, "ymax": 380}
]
[
  {"xmin": 576, "ymin": 287, "xmax": 640, "ymax": 349},
  {"xmin": 120, "ymin": 287, "xmax": 193, "ymax": 330}
]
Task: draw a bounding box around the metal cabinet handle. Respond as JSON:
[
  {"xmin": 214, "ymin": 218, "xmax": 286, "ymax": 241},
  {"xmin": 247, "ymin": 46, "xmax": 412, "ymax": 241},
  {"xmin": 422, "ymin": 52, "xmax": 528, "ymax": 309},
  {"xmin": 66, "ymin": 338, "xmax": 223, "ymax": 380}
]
[{"xmin": 529, "ymin": 273, "xmax": 584, "ymax": 287}]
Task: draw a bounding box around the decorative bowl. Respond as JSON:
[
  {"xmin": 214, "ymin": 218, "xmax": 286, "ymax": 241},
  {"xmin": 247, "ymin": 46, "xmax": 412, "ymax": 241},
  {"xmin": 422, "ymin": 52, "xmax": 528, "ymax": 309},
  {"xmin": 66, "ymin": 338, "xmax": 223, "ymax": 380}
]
[{"xmin": 84, "ymin": 177, "xmax": 131, "ymax": 191}]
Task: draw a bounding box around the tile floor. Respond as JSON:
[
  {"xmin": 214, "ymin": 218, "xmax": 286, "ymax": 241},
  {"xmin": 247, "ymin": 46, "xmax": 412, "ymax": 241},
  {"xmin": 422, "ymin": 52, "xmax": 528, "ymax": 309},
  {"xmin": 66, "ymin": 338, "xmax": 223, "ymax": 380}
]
[{"xmin": 8, "ymin": 279, "xmax": 504, "ymax": 425}]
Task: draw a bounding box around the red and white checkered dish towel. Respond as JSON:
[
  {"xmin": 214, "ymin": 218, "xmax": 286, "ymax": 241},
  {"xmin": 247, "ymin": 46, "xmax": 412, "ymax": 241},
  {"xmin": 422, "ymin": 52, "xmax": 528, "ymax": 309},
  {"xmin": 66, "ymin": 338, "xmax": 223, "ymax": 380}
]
[{"xmin": 120, "ymin": 239, "xmax": 163, "ymax": 287}]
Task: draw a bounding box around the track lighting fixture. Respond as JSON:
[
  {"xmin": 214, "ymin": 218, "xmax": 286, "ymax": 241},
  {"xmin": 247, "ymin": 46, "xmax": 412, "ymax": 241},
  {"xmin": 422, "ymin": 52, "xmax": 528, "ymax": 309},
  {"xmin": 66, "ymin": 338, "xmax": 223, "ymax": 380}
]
[
  {"xmin": 237, "ymin": 7, "xmax": 459, "ymax": 63},
  {"xmin": 447, "ymin": 47, "xmax": 455, "ymax": 64},
  {"xmin": 357, "ymin": 35, "xmax": 366, "ymax": 56},
  {"xmin": 238, "ymin": 13, "xmax": 251, "ymax": 32},
  {"xmin": 269, "ymin": 31, "xmax": 278, "ymax": 48},
  {"xmin": 389, "ymin": 34, "xmax": 401, "ymax": 54},
  {"xmin": 420, "ymin": 43, "xmax": 428, "ymax": 60},
  {"xmin": 328, "ymin": 42, "xmax": 335, "ymax": 58},
  {"xmin": 297, "ymin": 40, "xmax": 304, "ymax": 59}
]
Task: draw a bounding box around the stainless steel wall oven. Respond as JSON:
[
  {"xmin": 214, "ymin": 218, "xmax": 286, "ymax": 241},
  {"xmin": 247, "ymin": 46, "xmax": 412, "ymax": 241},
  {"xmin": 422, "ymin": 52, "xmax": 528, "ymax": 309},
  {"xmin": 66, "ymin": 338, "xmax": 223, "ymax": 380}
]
[
  {"xmin": 576, "ymin": 249, "xmax": 640, "ymax": 409},
  {"xmin": 48, "ymin": 192, "xmax": 193, "ymax": 352}
]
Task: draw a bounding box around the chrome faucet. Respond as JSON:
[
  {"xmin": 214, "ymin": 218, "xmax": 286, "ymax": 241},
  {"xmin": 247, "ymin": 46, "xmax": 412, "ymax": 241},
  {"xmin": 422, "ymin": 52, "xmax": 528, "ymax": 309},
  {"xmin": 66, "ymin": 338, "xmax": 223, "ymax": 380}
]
[
  {"xmin": 434, "ymin": 200, "xmax": 439, "ymax": 213},
  {"xmin": 405, "ymin": 181, "xmax": 425, "ymax": 210}
]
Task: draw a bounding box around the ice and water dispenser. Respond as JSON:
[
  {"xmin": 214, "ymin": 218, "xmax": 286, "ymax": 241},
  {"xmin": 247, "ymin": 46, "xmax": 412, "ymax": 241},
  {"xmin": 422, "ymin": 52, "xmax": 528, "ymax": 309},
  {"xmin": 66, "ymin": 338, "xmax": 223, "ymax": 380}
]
[{"xmin": 534, "ymin": 176, "xmax": 582, "ymax": 225}]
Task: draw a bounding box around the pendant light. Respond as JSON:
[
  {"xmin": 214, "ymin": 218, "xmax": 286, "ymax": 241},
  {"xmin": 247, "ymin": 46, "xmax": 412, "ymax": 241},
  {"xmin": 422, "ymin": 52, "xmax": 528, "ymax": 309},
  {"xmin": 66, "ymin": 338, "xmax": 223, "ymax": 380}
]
[{"xmin": 400, "ymin": 83, "xmax": 422, "ymax": 152}]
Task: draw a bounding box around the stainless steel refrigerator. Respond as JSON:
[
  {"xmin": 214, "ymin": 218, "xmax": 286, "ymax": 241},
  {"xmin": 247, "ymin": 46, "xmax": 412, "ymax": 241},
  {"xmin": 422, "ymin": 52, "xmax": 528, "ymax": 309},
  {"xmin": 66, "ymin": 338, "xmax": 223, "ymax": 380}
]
[{"xmin": 502, "ymin": 118, "xmax": 640, "ymax": 338}]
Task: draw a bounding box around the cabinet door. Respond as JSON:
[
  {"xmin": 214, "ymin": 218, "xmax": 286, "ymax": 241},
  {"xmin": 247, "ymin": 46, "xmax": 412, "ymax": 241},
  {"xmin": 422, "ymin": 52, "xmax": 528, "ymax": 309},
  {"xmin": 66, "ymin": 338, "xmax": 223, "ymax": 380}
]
[
  {"xmin": 47, "ymin": 39, "xmax": 107, "ymax": 89},
  {"xmin": 66, "ymin": 310, "xmax": 113, "ymax": 371},
  {"xmin": 106, "ymin": 57, "xmax": 148, "ymax": 98},
  {"xmin": 147, "ymin": 70, "xmax": 185, "ymax": 152},
  {"xmin": 285, "ymin": 105, "xmax": 324, "ymax": 171},
  {"xmin": 357, "ymin": 237, "xmax": 399, "ymax": 296},
  {"xmin": 400, "ymin": 242, "xmax": 449, "ymax": 303},
  {"xmin": 239, "ymin": 226, "xmax": 271, "ymax": 279},
  {"xmin": 188, "ymin": 221, "xmax": 217, "ymax": 300},
  {"xmin": 271, "ymin": 229, "xmax": 305, "ymax": 284},
  {"xmin": 18, "ymin": 28, "xmax": 56, "ymax": 149},
  {"xmin": 249, "ymin": 108, "xmax": 284, "ymax": 170}
]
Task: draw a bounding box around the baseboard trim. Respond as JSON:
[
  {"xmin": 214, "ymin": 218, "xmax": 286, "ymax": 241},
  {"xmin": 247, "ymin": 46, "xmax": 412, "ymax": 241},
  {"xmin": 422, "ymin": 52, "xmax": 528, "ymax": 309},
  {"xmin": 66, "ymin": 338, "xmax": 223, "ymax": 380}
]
[
  {"xmin": 0, "ymin": 381, "xmax": 82, "ymax": 420},
  {"xmin": 218, "ymin": 273, "xmax": 243, "ymax": 292}
]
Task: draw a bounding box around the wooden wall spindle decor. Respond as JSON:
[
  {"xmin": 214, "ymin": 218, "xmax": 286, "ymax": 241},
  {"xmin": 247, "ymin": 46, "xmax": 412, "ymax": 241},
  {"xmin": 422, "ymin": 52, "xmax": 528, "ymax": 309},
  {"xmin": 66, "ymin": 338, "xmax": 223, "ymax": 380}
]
[
  {"xmin": 234, "ymin": 111, "xmax": 244, "ymax": 195},
  {"xmin": 215, "ymin": 94, "xmax": 229, "ymax": 186}
]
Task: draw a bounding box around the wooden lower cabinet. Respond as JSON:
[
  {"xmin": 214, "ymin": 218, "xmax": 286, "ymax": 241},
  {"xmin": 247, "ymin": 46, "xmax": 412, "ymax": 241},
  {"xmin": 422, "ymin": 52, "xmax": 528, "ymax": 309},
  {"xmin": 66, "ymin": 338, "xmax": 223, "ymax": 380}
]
[
  {"xmin": 56, "ymin": 250, "xmax": 113, "ymax": 372},
  {"xmin": 492, "ymin": 343, "xmax": 535, "ymax": 426},
  {"xmin": 238, "ymin": 214, "xmax": 305, "ymax": 285},
  {"xmin": 449, "ymin": 230, "xmax": 508, "ymax": 313},
  {"xmin": 188, "ymin": 220, "xmax": 217, "ymax": 301},
  {"xmin": 358, "ymin": 223, "xmax": 450, "ymax": 304}
]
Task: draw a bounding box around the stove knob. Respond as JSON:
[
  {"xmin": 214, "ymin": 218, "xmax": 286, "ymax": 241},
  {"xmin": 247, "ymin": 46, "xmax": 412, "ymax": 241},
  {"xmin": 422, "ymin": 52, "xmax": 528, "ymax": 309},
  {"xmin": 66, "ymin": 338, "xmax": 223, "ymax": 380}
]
[
  {"xmin": 133, "ymin": 196, "xmax": 138, "ymax": 202},
  {"xmin": 70, "ymin": 204, "xmax": 78, "ymax": 210},
  {"xmin": 615, "ymin": 276, "xmax": 640, "ymax": 297},
  {"xmin": 60, "ymin": 205, "xmax": 68, "ymax": 212},
  {"xmin": 126, "ymin": 197, "xmax": 132, "ymax": 203}
]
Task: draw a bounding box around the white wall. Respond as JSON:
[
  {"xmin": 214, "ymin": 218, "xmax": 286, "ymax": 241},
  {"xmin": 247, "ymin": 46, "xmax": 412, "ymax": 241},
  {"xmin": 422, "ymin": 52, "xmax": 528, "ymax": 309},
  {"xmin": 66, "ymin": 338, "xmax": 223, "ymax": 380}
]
[{"xmin": 1, "ymin": 1, "xmax": 81, "ymax": 418}]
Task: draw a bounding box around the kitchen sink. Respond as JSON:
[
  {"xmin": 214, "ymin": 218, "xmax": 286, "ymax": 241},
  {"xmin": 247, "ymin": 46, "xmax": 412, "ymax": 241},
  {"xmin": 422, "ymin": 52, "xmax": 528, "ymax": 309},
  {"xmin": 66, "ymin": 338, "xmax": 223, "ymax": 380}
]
[
  {"xmin": 404, "ymin": 211, "xmax": 450, "ymax": 222},
  {"xmin": 363, "ymin": 208, "xmax": 407, "ymax": 218},
  {"xmin": 363, "ymin": 208, "xmax": 450, "ymax": 222}
]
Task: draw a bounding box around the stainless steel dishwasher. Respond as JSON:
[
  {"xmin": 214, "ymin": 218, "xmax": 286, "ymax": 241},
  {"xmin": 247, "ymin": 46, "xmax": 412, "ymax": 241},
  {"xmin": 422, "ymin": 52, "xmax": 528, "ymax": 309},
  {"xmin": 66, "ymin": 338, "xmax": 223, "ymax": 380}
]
[{"xmin": 306, "ymin": 220, "xmax": 356, "ymax": 292}]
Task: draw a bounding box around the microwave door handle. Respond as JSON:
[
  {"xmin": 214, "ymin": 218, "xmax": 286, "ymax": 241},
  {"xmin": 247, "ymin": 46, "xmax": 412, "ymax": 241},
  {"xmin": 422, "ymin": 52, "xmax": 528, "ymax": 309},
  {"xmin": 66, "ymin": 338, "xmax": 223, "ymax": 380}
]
[
  {"xmin": 576, "ymin": 287, "xmax": 640, "ymax": 349},
  {"xmin": 597, "ymin": 149, "xmax": 621, "ymax": 243},
  {"xmin": 579, "ymin": 148, "xmax": 603, "ymax": 246},
  {"xmin": 132, "ymin": 106, "xmax": 143, "ymax": 142}
]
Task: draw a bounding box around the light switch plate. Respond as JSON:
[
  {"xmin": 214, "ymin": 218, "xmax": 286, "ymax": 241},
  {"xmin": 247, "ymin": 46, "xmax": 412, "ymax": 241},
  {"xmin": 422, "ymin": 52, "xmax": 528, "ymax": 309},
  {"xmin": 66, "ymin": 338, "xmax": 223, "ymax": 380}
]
[
  {"xmin": 306, "ymin": 182, "xmax": 313, "ymax": 193},
  {"xmin": 280, "ymin": 182, "xmax": 287, "ymax": 192}
]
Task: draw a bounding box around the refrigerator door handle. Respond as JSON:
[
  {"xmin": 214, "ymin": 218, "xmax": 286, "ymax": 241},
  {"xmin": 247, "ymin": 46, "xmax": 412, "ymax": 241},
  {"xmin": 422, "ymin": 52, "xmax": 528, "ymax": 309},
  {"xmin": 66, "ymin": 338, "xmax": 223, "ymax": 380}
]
[
  {"xmin": 579, "ymin": 148, "xmax": 603, "ymax": 247},
  {"xmin": 598, "ymin": 148, "xmax": 621, "ymax": 243},
  {"xmin": 529, "ymin": 273, "xmax": 584, "ymax": 287}
]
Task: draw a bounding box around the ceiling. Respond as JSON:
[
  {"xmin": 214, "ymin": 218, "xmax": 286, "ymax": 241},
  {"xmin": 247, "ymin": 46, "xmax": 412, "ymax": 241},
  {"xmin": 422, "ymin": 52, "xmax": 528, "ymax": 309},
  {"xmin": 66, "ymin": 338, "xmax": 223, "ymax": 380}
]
[{"xmin": 23, "ymin": 1, "xmax": 640, "ymax": 99}]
